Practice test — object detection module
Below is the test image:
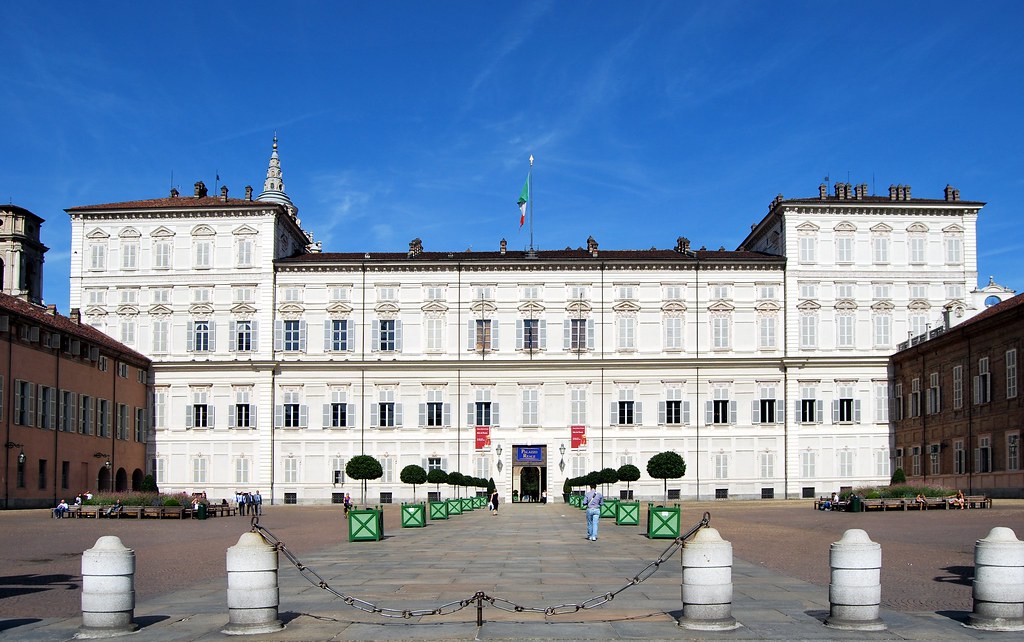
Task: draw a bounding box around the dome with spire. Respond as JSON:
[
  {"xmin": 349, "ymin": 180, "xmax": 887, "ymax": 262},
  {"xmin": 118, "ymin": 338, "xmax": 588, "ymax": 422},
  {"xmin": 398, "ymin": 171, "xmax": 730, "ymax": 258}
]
[{"xmin": 256, "ymin": 135, "xmax": 297, "ymax": 215}]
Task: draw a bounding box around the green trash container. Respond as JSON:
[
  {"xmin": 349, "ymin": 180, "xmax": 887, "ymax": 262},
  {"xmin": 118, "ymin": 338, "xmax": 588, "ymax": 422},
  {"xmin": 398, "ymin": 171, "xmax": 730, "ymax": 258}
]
[
  {"xmin": 850, "ymin": 495, "xmax": 862, "ymax": 513},
  {"xmin": 196, "ymin": 503, "xmax": 207, "ymax": 520},
  {"xmin": 647, "ymin": 504, "xmax": 681, "ymax": 539}
]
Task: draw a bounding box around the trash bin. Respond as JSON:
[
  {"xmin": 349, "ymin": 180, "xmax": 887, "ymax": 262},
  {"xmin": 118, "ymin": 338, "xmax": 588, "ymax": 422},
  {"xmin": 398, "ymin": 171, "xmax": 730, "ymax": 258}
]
[
  {"xmin": 850, "ymin": 495, "xmax": 862, "ymax": 513},
  {"xmin": 197, "ymin": 503, "xmax": 208, "ymax": 520}
]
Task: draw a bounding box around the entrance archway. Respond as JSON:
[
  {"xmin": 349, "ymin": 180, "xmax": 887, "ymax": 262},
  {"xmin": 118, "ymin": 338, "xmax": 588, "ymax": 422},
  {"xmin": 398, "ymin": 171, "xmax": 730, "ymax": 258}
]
[{"xmin": 510, "ymin": 445, "xmax": 548, "ymax": 502}]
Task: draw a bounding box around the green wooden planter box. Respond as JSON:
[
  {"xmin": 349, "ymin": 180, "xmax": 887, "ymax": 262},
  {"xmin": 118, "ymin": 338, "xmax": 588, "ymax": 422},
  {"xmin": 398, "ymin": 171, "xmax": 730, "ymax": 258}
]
[
  {"xmin": 599, "ymin": 498, "xmax": 619, "ymax": 519},
  {"xmin": 461, "ymin": 497, "xmax": 474, "ymax": 511},
  {"xmin": 428, "ymin": 500, "xmax": 449, "ymax": 520},
  {"xmin": 570, "ymin": 494, "xmax": 582, "ymax": 508},
  {"xmin": 348, "ymin": 507, "xmax": 384, "ymax": 542},
  {"xmin": 475, "ymin": 496, "xmax": 487, "ymax": 508},
  {"xmin": 401, "ymin": 503, "xmax": 426, "ymax": 528},
  {"xmin": 647, "ymin": 504, "xmax": 681, "ymax": 539},
  {"xmin": 615, "ymin": 501, "xmax": 641, "ymax": 525},
  {"xmin": 446, "ymin": 498, "xmax": 462, "ymax": 515}
]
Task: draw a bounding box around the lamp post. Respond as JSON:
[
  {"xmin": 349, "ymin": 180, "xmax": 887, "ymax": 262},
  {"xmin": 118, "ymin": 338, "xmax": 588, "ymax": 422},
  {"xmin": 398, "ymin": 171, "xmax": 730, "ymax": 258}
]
[
  {"xmin": 559, "ymin": 443, "xmax": 566, "ymax": 473},
  {"xmin": 495, "ymin": 444, "xmax": 503, "ymax": 473}
]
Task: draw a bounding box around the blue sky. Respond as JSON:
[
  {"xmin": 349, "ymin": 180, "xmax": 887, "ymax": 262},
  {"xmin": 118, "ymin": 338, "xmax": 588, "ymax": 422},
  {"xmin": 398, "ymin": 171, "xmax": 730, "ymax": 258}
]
[{"xmin": 4, "ymin": 1, "xmax": 1024, "ymax": 312}]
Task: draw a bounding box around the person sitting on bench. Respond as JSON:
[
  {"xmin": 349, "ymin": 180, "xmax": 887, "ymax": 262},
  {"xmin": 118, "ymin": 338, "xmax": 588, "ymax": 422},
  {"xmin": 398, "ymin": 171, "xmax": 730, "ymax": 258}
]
[{"xmin": 106, "ymin": 499, "xmax": 124, "ymax": 516}]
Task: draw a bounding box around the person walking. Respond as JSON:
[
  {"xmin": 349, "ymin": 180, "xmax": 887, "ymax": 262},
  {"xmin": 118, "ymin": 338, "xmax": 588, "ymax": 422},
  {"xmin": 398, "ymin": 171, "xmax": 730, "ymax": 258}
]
[
  {"xmin": 489, "ymin": 489, "xmax": 499, "ymax": 515},
  {"xmin": 253, "ymin": 490, "xmax": 262, "ymax": 516},
  {"xmin": 584, "ymin": 483, "xmax": 603, "ymax": 541}
]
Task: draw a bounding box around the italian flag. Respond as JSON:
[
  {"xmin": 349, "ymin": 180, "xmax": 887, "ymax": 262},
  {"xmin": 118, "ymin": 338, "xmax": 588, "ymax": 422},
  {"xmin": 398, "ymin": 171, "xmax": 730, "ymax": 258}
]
[{"xmin": 517, "ymin": 175, "xmax": 529, "ymax": 227}]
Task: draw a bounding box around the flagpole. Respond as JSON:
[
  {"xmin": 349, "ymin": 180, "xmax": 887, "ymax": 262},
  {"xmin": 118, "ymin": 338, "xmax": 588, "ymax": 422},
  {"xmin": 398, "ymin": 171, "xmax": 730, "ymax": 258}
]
[{"xmin": 528, "ymin": 154, "xmax": 535, "ymax": 253}]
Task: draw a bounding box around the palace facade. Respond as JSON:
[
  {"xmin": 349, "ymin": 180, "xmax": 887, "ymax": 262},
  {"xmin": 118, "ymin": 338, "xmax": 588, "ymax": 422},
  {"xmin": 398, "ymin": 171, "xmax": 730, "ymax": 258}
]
[{"xmin": 66, "ymin": 141, "xmax": 1008, "ymax": 504}]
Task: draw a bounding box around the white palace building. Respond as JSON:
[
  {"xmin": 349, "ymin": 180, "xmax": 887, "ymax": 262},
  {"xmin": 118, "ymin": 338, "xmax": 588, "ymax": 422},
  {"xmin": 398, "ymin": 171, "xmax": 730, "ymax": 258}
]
[{"xmin": 66, "ymin": 140, "xmax": 1007, "ymax": 504}]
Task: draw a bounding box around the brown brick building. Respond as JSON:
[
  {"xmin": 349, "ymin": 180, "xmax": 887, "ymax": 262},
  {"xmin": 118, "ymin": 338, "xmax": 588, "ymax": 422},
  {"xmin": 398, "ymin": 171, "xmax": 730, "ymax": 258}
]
[
  {"xmin": 1, "ymin": 204, "xmax": 150, "ymax": 509},
  {"xmin": 891, "ymin": 292, "xmax": 1024, "ymax": 498}
]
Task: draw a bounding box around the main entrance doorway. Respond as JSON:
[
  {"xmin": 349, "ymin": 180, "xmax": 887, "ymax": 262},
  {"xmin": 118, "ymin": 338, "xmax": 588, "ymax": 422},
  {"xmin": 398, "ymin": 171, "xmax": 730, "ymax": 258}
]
[{"xmin": 511, "ymin": 445, "xmax": 548, "ymax": 502}]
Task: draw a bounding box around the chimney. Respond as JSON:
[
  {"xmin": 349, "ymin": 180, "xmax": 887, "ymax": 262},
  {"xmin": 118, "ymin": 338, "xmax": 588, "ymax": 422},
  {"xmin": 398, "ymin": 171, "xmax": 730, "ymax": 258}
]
[
  {"xmin": 819, "ymin": 183, "xmax": 828, "ymax": 199},
  {"xmin": 675, "ymin": 236, "xmax": 692, "ymax": 253},
  {"xmin": 888, "ymin": 184, "xmax": 898, "ymax": 201},
  {"xmin": 220, "ymin": 185, "xmax": 229, "ymax": 202},
  {"xmin": 902, "ymin": 185, "xmax": 911, "ymax": 200},
  {"xmin": 46, "ymin": 304, "xmax": 57, "ymax": 316},
  {"xmin": 169, "ymin": 187, "xmax": 179, "ymax": 198},
  {"xmin": 586, "ymin": 235, "xmax": 598, "ymax": 257},
  {"xmin": 70, "ymin": 308, "xmax": 81, "ymax": 324},
  {"xmin": 245, "ymin": 185, "xmax": 253, "ymax": 201},
  {"xmin": 194, "ymin": 181, "xmax": 208, "ymax": 198},
  {"xmin": 499, "ymin": 238, "xmax": 507, "ymax": 255},
  {"xmin": 407, "ymin": 237, "xmax": 423, "ymax": 258}
]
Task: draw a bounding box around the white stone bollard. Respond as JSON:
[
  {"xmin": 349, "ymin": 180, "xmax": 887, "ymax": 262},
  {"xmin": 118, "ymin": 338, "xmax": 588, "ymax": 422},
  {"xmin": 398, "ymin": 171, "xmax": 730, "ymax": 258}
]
[
  {"xmin": 79, "ymin": 536, "xmax": 138, "ymax": 638},
  {"xmin": 967, "ymin": 527, "xmax": 1024, "ymax": 631},
  {"xmin": 678, "ymin": 527, "xmax": 739, "ymax": 631},
  {"xmin": 222, "ymin": 531, "xmax": 283, "ymax": 635},
  {"xmin": 825, "ymin": 528, "xmax": 885, "ymax": 631}
]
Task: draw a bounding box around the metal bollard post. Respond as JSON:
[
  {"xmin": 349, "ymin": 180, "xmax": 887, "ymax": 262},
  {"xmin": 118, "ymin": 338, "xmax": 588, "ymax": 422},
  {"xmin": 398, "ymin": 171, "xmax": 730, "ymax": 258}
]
[
  {"xmin": 222, "ymin": 532, "xmax": 284, "ymax": 635},
  {"xmin": 967, "ymin": 527, "xmax": 1024, "ymax": 631},
  {"xmin": 678, "ymin": 527, "xmax": 739, "ymax": 631},
  {"xmin": 79, "ymin": 535, "xmax": 138, "ymax": 638},
  {"xmin": 825, "ymin": 528, "xmax": 885, "ymax": 631}
]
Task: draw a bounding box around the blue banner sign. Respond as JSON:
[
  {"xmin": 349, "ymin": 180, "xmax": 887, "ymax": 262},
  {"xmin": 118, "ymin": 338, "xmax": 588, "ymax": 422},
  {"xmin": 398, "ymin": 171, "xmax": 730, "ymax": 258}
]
[{"xmin": 515, "ymin": 447, "xmax": 543, "ymax": 463}]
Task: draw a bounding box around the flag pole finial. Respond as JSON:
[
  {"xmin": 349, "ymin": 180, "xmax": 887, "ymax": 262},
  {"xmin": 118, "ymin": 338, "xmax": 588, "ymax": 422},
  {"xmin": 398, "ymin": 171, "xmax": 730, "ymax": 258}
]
[{"xmin": 529, "ymin": 154, "xmax": 534, "ymax": 166}]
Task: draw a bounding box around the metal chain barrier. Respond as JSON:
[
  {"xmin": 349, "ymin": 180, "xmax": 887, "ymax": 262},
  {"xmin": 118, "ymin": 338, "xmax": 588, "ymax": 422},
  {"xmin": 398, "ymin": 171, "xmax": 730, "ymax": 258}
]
[{"xmin": 249, "ymin": 510, "xmax": 711, "ymax": 624}]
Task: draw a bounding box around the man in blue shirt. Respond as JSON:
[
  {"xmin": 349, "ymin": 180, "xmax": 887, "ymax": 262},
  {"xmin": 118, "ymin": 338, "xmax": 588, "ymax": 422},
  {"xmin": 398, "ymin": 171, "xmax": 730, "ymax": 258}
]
[{"xmin": 584, "ymin": 483, "xmax": 603, "ymax": 541}]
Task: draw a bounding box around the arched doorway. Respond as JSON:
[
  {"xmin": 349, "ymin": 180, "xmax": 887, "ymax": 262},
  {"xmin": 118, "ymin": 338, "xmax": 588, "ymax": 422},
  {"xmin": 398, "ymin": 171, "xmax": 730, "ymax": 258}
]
[
  {"xmin": 97, "ymin": 467, "xmax": 111, "ymax": 494},
  {"xmin": 520, "ymin": 467, "xmax": 540, "ymax": 501},
  {"xmin": 510, "ymin": 445, "xmax": 548, "ymax": 502},
  {"xmin": 115, "ymin": 468, "xmax": 128, "ymax": 492},
  {"xmin": 131, "ymin": 469, "xmax": 144, "ymax": 491}
]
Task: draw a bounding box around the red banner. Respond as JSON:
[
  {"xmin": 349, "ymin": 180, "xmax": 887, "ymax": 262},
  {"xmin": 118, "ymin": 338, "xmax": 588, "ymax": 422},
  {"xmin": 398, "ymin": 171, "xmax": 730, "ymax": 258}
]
[
  {"xmin": 475, "ymin": 426, "xmax": 491, "ymax": 450},
  {"xmin": 571, "ymin": 425, "xmax": 587, "ymax": 449}
]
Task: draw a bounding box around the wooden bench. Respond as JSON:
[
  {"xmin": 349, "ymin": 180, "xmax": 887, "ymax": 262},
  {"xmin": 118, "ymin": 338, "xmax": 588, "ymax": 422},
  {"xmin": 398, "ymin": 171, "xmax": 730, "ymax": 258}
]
[{"xmin": 966, "ymin": 495, "xmax": 992, "ymax": 508}]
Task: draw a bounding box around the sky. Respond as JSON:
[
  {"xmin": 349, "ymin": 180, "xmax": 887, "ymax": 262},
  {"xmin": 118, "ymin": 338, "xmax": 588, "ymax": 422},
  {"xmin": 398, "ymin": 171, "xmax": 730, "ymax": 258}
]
[{"xmin": 4, "ymin": 1, "xmax": 1024, "ymax": 313}]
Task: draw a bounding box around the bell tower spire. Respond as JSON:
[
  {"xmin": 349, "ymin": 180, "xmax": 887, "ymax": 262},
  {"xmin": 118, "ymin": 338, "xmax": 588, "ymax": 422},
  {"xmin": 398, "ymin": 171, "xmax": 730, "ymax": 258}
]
[{"xmin": 256, "ymin": 133, "xmax": 297, "ymax": 215}]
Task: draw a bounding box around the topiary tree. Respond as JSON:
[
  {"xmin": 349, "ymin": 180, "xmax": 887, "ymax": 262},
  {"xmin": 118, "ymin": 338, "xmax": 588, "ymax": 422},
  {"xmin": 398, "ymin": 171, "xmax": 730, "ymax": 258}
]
[
  {"xmin": 400, "ymin": 464, "xmax": 428, "ymax": 502},
  {"xmin": 447, "ymin": 471, "xmax": 465, "ymax": 498},
  {"xmin": 647, "ymin": 451, "xmax": 686, "ymax": 502},
  {"xmin": 427, "ymin": 469, "xmax": 448, "ymax": 498},
  {"xmin": 562, "ymin": 477, "xmax": 573, "ymax": 502},
  {"xmin": 584, "ymin": 470, "xmax": 601, "ymax": 488},
  {"xmin": 598, "ymin": 467, "xmax": 619, "ymax": 495},
  {"xmin": 890, "ymin": 468, "xmax": 907, "ymax": 485},
  {"xmin": 140, "ymin": 474, "xmax": 159, "ymax": 493},
  {"xmin": 346, "ymin": 455, "xmax": 383, "ymax": 505},
  {"xmin": 487, "ymin": 477, "xmax": 496, "ymax": 495},
  {"xmin": 617, "ymin": 464, "xmax": 640, "ymax": 497}
]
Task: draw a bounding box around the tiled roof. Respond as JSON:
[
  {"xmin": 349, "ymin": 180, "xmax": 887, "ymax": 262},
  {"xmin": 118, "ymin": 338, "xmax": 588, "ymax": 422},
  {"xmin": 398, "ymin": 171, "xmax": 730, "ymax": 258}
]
[
  {"xmin": 0, "ymin": 293, "xmax": 150, "ymax": 365},
  {"xmin": 783, "ymin": 196, "xmax": 984, "ymax": 206},
  {"xmin": 67, "ymin": 196, "xmax": 280, "ymax": 211},
  {"xmin": 279, "ymin": 248, "xmax": 782, "ymax": 264},
  {"xmin": 956, "ymin": 291, "xmax": 1024, "ymax": 329}
]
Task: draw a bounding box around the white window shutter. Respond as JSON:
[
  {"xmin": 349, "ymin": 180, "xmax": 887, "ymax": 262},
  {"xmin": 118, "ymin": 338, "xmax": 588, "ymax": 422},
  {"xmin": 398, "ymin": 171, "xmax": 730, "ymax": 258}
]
[
  {"xmin": 491, "ymin": 321, "xmax": 499, "ymax": 350},
  {"xmin": 185, "ymin": 405, "xmax": 194, "ymax": 428},
  {"xmin": 345, "ymin": 404, "xmax": 354, "ymax": 426},
  {"xmin": 274, "ymin": 320, "xmax": 283, "ymax": 351},
  {"xmin": 539, "ymin": 320, "xmax": 547, "ymax": 349},
  {"xmin": 751, "ymin": 400, "xmax": 761, "ymax": 424},
  {"xmin": 816, "ymin": 400, "xmax": 824, "ymax": 423},
  {"xmin": 186, "ymin": 322, "xmax": 195, "ymax": 351},
  {"xmin": 587, "ymin": 319, "xmax": 595, "ymax": 350},
  {"xmin": 298, "ymin": 321, "xmax": 307, "ymax": 351},
  {"xmin": 729, "ymin": 401, "xmax": 737, "ymax": 424},
  {"xmin": 323, "ymin": 404, "xmax": 331, "ymax": 428},
  {"xmin": 442, "ymin": 403, "xmax": 451, "ymax": 426},
  {"xmin": 794, "ymin": 400, "xmax": 801, "ymax": 422},
  {"xmin": 635, "ymin": 402, "xmax": 642, "ymax": 425},
  {"xmin": 370, "ymin": 403, "xmax": 379, "ymax": 427},
  {"xmin": 371, "ymin": 321, "xmax": 380, "ymax": 352},
  {"xmin": 492, "ymin": 403, "xmax": 500, "ymax": 426},
  {"xmin": 467, "ymin": 403, "xmax": 474, "ymax": 426},
  {"xmin": 395, "ymin": 403, "xmax": 403, "ymax": 427},
  {"xmin": 396, "ymin": 320, "xmax": 403, "ymax": 351},
  {"xmin": 208, "ymin": 405, "xmax": 215, "ymax": 428},
  {"xmin": 324, "ymin": 320, "xmax": 332, "ymax": 350},
  {"xmin": 251, "ymin": 405, "xmax": 257, "ymax": 427},
  {"xmin": 610, "ymin": 402, "xmax": 619, "ymax": 426},
  {"xmin": 208, "ymin": 320, "xmax": 217, "ymax": 351},
  {"xmin": 563, "ymin": 319, "xmax": 571, "ymax": 349},
  {"xmin": 705, "ymin": 401, "xmax": 713, "ymax": 425},
  {"xmin": 516, "ymin": 320, "xmax": 524, "ymax": 349},
  {"xmin": 418, "ymin": 403, "xmax": 426, "ymax": 427},
  {"xmin": 832, "ymin": 400, "xmax": 840, "ymax": 423},
  {"xmin": 274, "ymin": 405, "xmax": 283, "ymax": 428},
  {"xmin": 775, "ymin": 400, "xmax": 784, "ymax": 423},
  {"xmin": 467, "ymin": 320, "xmax": 476, "ymax": 351},
  {"xmin": 682, "ymin": 401, "xmax": 691, "ymax": 425},
  {"xmin": 658, "ymin": 401, "xmax": 666, "ymax": 425},
  {"xmin": 228, "ymin": 405, "xmax": 236, "ymax": 428},
  {"xmin": 228, "ymin": 322, "xmax": 237, "ymax": 352},
  {"xmin": 251, "ymin": 320, "xmax": 259, "ymax": 351},
  {"xmin": 854, "ymin": 400, "xmax": 862, "ymax": 423}
]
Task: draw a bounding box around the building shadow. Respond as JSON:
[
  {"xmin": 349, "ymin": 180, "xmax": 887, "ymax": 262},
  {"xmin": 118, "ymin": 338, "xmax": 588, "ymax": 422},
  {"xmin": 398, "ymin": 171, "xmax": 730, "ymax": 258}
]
[
  {"xmin": 935, "ymin": 565, "xmax": 973, "ymax": 587},
  {"xmin": 0, "ymin": 573, "xmax": 78, "ymax": 600}
]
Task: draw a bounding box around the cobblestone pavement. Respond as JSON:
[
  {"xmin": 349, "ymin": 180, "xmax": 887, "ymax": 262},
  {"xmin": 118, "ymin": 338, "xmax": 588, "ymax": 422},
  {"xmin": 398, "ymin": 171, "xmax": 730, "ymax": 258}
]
[{"xmin": 1, "ymin": 497, "xmax": 1022, "ymax": 638}]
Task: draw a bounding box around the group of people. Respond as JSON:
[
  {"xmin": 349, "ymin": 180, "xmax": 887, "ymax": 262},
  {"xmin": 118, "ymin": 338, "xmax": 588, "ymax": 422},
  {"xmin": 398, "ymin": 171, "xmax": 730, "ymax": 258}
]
[
  {"xmin": 913, "ymin": 489, "xmax": 967, "ymax": 509},
  {"xmin": 52, "ymin": 492, "xmax": 93, "ymax": 518},
  {"xmin": 235, "ymin": 490, "xmax": 263, "ymax": 516}
]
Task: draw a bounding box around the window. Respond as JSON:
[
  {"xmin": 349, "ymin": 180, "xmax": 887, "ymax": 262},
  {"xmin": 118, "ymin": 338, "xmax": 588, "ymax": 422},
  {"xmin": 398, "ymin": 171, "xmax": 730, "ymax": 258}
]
[
  {"xmin": 894, "ymin": 447, "xmax": 904, "ymax": 472},
  {"xmin": 953, "ymin": 365, "xmax": 963, "ymax": 409},
  {"xmin": 910, "ymin": 314, "xmax": 928, "ymax": 339},
  {"xmin": 421, "ymin": 388, "xmax": 447, "ymax": 428},
  {"xmin": 233, "ymin": 320, "xmax": 255, "ymax": 352},
  {"xmin": 279, "ymin": 389, "xmax": 306, "ymax": 429},
  {"xmin": 799, "ymin": 313, "xmax": 817, "ymax": 349},
  {"xmin": 116, "ymin": 403, "xmax": 129, "ymax": 440},
  {"xmin": 152, "ymin": 318, "xmax": 169, "ymax": 353},
  {"xmin": 425, "ymin": 316, "xmax": 444, "ymax": 352},
  {"xmin": 909, "ymin": 235, "xmax": 926, "ymax": 264},
  {"xmin": 426, "ymin": 285, "xmax": 446, "ymax": 301},
  {"xmin": 873, "ymin": 314, "xmax": 891, "ymax": 348},
  {"xmin": 119, "ymin": 319, "xmax": 136, "ymax": 345},
  {"xmin": 946, "ymin": 283, "xmax": 965, "ymax": 300},
  {"xmin": 909, "ymin": 378, "xmax": 921, "ymax": 418},
  {"xmin": 838, "ymin": 450, "xmax": 853, "ymax": 477},
  {"xmin": 714, "ymin": 453, "xmax": 728, "ymax": 479},
  {"xmin": 661, "ymin": 386, "xmax": 688, "ymax": 426},
  {"xmin": 375, "ymin": 319, "xmax": 401, "ymax": 352},
  {"xmin": 665, "ymin": 284, "xmax": 683, "ymax": 300},
  {"xmin": 372, "ymin": 388, "xmax": 400, "ymax": 428},
  {"xmin": 235, "ymin": 458, "xmax": 250, "ymax": 484},
  {"xmin": 233, "ymin": 286, "xmax": 255, "ymax": 304},
  {"xmin": 1008, "ymin": 349, "xmax": 1018, "ymax": 399},
  {"xmin": 711, "ymin": 314, "xmax": 730, "ymax": 350},
  {"xmin": 119, "ymin": 288, "xmax": 139, "ymax": 305},
  {"xmin": 284, "ymin": 458, "xmax": 298, "ymax": 484},
  {"xmin": 517, "ymin": 318, "xmax": 544, "ymax": 351},
  {"xmin": 910, "ymin": 283, "xmax": 928, "ymax": 300},
  {"xmin": 945, "ymin": 235, "xmax": 963, "ymax": 264},
  {"xmin": 230, "ymin": 388, "xmax": 254, "ymax": 429},
  {"xmin": 954, "ymin": 440, "xmax": 965, "ymax": 474},
  {"xmin": 872, "ymin": 283, "xmax": 891, "ymax": 300},
  {"xmin": 426, "ymin": 457, "xmax": 444, "ymax": 472},
  {"xmin": 153, "ymin": 240, "xmax": 171, "ymax": 269},
  {"xmin": 893, "ymin": 383, "xmax": 904, "ymax": 421},
  {"xmin": 37, "ymin": 459, "xmax": 47, "ymax": 490},
  {"xmin": 188, "ymin": 320, "xmax": 215, "ymax": 352},
  {"xmin": 974, "ymin": 357, "xmax": 991, "ymax": 404},
  {"xmin": 15, "ymin": 380, "xmax": 34, "ymax": 426},
  {"xmin": 470, "ymin": 319, "xmax": 494, "ymax": 352},
  {"xmin": 329, "ymin": 286, "xmax": 350, "ymax": 302},
  {"xmin": 99, "ymin": 399, "xmax": 113, "ymax": 437},
  {"xmin": 89, "ymin": 242, "xmax": 107, "ymax": 271},
  {"xmin": 122, "ymin": 241, "xmax": 138, "ymax": 270},
  {"xmin": 800, "ymin": 451, "xmax": 815, "ymax": 478},
  {"xmin": 707, "ymin": 387, "xmax": 735, "ymax": 425},
  {"xmin": 568, "ymin": 285, "xmax": 588, "ymax": 301},
  {"xmin": 566, "ymin": 318, "xmax": 594, "ymax": 352},
  {"xmin": 135, "ymin": 408, "xmax": 146, "ymax": 442},
  {"xmin": 759, "ymin": 452, "xmax": 774, "ymax": 478},
  {"xmin": 37, "ymin": 386, "xmax": 55, "ymax": 430},
  {"xmin": 911, "ymin": 446, "xmax": 921, "ymax": 476},
  {"xmin": 471, "ymin": 388, "xmax": 495, "ymax": 426},
  {"xmin": 326, "ymin": 319, "xmax": 351, "ymax": 352},
  {"xmin": 612, "ymin": 389, "xmax": 639, "ymax": 426},
  {"xmin": 282, "ymin": 287, "xmax": 302, "ymax": 303},
  {"xmin": 79, "ymin": 395, "xmax": 93, "ymax": 435},
  {"xmin": 929, "ymin": 444, "xmax": 941, "ymax": 475},
  {"xmin": 872, "ymin": 235, "xmax": 889, "ymax": 264},
  {"xmin": 835, "ymin": 236, "xmax": 853, "ymax": 263},
  {"xmin": 186, "ymin": 389, "xmax": 211, "ymax": 429},
  {"xmin": 194, "ymin": 239, "xmax": 212, "ymax": 269},
  {"xmin": 616, "ymin": 284, "xmax": 637, "ymax": 300},
  {"xmin": 570, "ymin": 387, "xmax": 587, "ymax": 425},
  {"xmin": 799, "ymin": 236, "xmax": 816, "ymax": 263},
  {"xmin": 284, "ymin": 320, "xmax": 304, "ymax": 352},
  {"xmin": 326, "ymin": 388, "xmax": 353, "ymax": 429},
  {"xmin": 59, "ymin": 390, "xmax": 77, "ymax": 432},
  {"xmin": 521, "ymin": 387, "xmax": 539, "ymax": 426},
  {"xmin": 753, "ymin": 384, "xmax": 782, "ymax": 424},
  {"xmin": 798, "ymin": 385, "xmax": 822, "ymax": 423},
  {"xmin": 836, "ymin": 314, "xmax": 854, "ymax": 348},
  {"xmin": 236, "ymin": 236, "xmax": 254, "ymax": 268},
  {"xmin": 150, "ymin": 287, "xmax": 171, "ymax": 305},
  {"xmin": 835, "ymin": 282, "xmax": 855, "ymax": 299},
  {"xmin": 976, "ymin": 435, "xmax": 992, "ymax": 473},
  {"xmin": 709, "ymin": 284, "xmax": 731, "ymax": 300},
  {"xmin": 662, "ymin": 314, "xmax": 683, "ymax": 351},
  {"xmin": 1008, "ymin": 434, "xmax": 1020, "ymax": 471},
  {"xmin": 521, "ymin": 285, "xmax": 540, "ymax": 300},
  {"xmin": 758, "ymin": 314, "xmax": 776, "ymax": 350},
  {"xmin": 616, "ymin": 315, "xmax": 636, "ymax": 351},
  {"xmin": 874, "ymin": 382, "xmax": 888, "ymax": 423},
  {"xmin": 86, "ymin": 289, "xmax": 106, "ymax": 306},
  {"xmin": 799, "ymin": 283, "xmax": 818, "ymax": 299},
  {"xmin": 927, "ymin": 372, "xmax": 941, "ymax": 414},
  {"xmin": 875, "ymin": 449, "xmax": 890, "ymax": 477},
  {"xmin": 377, "ymin": 285, "xmax": 398, "ymax": 302}
]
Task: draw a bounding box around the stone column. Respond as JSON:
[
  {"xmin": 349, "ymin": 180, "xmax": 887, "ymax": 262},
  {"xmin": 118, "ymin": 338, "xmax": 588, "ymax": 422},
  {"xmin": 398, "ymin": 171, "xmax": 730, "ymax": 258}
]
[
  {"xmin": 79, "ymin": 536, "xmax": 138, "ymax": 638},
  {"xmin": 967, "ymin": 527, "xmax": 1024, "ymax": 631},
  {"xmin": 222, "ymin": 532, "xmax": 283, "ymax": 635},
  {"xmin": 678, "ymin": 527, "xmax": 739, "ymax": 631},
  {"xmin": 825, "ymin": 528, "xmax": 885, "ymax": 631}
]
